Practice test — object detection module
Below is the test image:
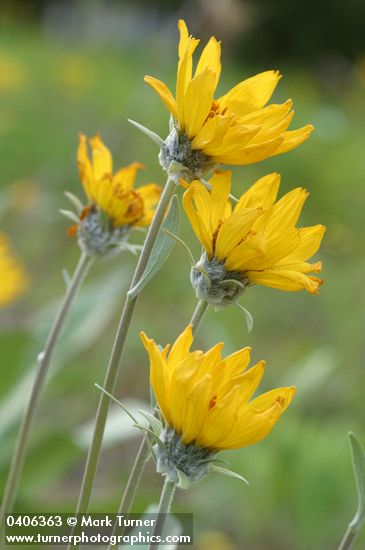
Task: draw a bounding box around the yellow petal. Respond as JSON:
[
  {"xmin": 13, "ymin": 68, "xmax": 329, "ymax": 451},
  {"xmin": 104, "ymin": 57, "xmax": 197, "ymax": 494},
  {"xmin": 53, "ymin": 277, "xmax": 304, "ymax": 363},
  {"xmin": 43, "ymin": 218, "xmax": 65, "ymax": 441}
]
[
  {"xmin": 239, "ymin": 99, "xmax": 293, "ymax": 128},
  {"xmin": 204, "ymin": 124, "xmax": 260, "ymax": 156},
  {"xmin": 144, "ymin": 76, "xmax": 178, "ymax": 119},
  {"xmin": 246, "ymin": 269, "xmax": 322, "ymax": 293},
  {"xmin": 176, "ymin": 35, "xmax": 200, "ymax": 129},
  {"xmin": 184, "ymin": 69, "xmax": 216, "ymax": 138},
  {"xmin": 133, "ymin": 183, "xmax": 162, "ymax": 227},
  {"xmin": 77, "ymin": 133, "xmax": 93, "ymax": 199},
  {"xmin": 178, "ymin": 19, "xmax": 189, "ymax": 59},
  {"xmin": 140, "ymin": 332, "xmax": 171, "ymax": 425},
  {"xmin": 89, "ymin": 134, "xmax": 113, "ymax": 180},
  {"xmin": 168, "ymin": 324, "xmax": 194, "ymax": 367},
  {"xmin": 224, "ymin": 232, "xmax": 267, "ymax": 272},
  {"xmin": 215, "ymin": 208, "xmax": 263, "ymax": 260},
  {"xmin": 220, "ymin": 387, "xmax": 296, "ymax": 449},
  {"xmin": 249, "ymin": 110, "xmax": 294, "ymax": 143},
  {"xmin": 195, "ymin": 36, "xmax": 221, "ymax": 88},
  {"xmin": 273, "ymin": 124, "xmax": 314, "ymax": 155},
  {"xmin": 219, "ymin": 347, "xmax": 252, "ymax": 380},
  {"xmin": 213, "ymin": 135, "xmax": 284, "ymax": 165},
  {"xmin": 235, "ymin": 173, "xmax": 281, "ymax": 211},
  {"xmin": 209, "ymin": 170, "xmax": 232, "ymax": 233},
  {"xmin": 242, "ymin": 228, "xmax": 301, "ymax": 271},
  {"xmin": 114, "ymin": 161, "xmax": 144, "ymax": 189},
  {"xmin": 219, "ymin": 70, "xmax": 281, "ymax": 116},
  {"xmin": 283, "ymin": 224, "xmax": 326, "ymax": 261},
  {"xmin": 182, "ymin": 184, "xmax": 213, "ymax": 256},
  {"xmin": 265, "ymin": 187, "xmax": 309, "ymax": 236},
  {"xmin": 191, "ymin": 114, "xmax": 233, "ymax": 150}
]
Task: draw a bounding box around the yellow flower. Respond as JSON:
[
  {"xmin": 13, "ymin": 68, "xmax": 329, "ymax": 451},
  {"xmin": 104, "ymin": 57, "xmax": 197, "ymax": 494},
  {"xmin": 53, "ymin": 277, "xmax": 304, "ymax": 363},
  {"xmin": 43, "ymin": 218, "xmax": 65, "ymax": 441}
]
[
  {"xmin": 183, "ymin": 171, "xmax": 325, "ymax": 303},
  {"xmin": 77, "ymin": 133, "xmax": 161, "ymax": 228},
  {"xmin": 0, "ymin": 233, "xmax": 28, "ymax": 307},
  {"xmin": 141, "ymin": 325, "xmax": 295, "ymax": 452},
  {"xmin": 145, "ymin": 20, "xmax": 312, "ymax": 176}
]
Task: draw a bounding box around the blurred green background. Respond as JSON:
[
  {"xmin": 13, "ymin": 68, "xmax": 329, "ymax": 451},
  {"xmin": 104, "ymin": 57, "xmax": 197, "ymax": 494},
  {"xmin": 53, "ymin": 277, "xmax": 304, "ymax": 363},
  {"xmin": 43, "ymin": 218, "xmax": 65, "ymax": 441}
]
[{"xmin": 1, "ymin": 0, "xmax": 365, "ymax": 548}]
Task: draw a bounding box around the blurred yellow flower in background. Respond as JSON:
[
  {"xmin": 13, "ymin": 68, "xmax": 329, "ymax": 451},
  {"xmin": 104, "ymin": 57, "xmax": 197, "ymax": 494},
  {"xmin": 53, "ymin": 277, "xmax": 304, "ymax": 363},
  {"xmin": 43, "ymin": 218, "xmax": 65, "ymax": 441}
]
[
  {"xmin": 77, "ymin": 134, "xmax": 161, "ymax": 228},
  {"xmin": 56, "ymin": 54, "xmax": 95, "ymax": 97},
  {"xmin": 0, "ymin": 233, "xmax": 28, "ymax": 307},
  {"xmin": 145, "ymin": 20, "xmax": 313, "ymax": 171},
  {"xmin": 183, "ymin": 171, "xmax": 325, "ymax": 302},
  {"xmin": 196, "ymin": 531, "xmax": 236, "ymax": 550},
  {"xmin": 0, "ymin": 51, "xmax": 28, "ymax": 92},
  {"xmin": 141, "ymin": 325, "xmax": 295, "ymax": 451}
]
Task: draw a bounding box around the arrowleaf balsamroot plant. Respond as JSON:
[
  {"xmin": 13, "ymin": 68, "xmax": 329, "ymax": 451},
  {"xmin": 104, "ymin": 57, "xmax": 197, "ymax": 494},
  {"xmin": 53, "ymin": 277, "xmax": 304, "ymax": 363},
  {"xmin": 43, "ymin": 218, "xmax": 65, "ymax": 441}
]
[{"xmin": 4, "ymin": 15, "xmax": 362, "ymax": 550}]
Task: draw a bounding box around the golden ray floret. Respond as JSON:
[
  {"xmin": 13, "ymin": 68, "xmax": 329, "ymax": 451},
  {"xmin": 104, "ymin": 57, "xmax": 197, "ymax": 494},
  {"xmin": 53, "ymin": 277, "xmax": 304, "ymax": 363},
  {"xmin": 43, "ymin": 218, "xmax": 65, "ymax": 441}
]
[
  {"xmin": 183, "ymin": 170, "xmax": 326, "ymax": 302},
  {"xmin": 145, "ymin": 19, "xmax": 313, "ymax": 176},
  {"xmin": 77, "ymin": 133, "xmax": 161, "ymax": 228},
  {"xmin": 141, "ymin": 325, "xmax": 295, "ymax": 451},
  {"xmin": 0, "ymin": 232, "xmax": 28, "ymax": 307}
]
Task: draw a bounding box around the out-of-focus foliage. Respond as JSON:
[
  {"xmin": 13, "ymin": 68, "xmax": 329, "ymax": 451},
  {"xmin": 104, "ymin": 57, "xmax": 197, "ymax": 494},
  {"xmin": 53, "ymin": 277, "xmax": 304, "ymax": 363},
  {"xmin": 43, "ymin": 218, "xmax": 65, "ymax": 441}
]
[{"xmin": 1, "ymin": 2, "xmax": 365, "ymax": 549}]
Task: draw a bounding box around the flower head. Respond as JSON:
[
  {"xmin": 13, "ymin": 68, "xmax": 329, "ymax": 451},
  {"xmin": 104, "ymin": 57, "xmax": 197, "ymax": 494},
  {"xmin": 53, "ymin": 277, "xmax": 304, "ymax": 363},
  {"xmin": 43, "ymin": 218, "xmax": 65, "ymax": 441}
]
[
  {"xmin": 71, "ymin": 134, "xmax": 162, "ymax": 256},
  {"xmin": 183, "ymin": 171, "xmax": 325, "ymax": 305},
  {"xmin": 141, "ymin": 326, "xmax": 295, "ymax": 482},
  {"xmin": 145, "ymin": 20, "xmax": 313, "ymax": 178},
  {"xmin": 0, "ymin": 233, "xmax": 28, "ymax": 307}
]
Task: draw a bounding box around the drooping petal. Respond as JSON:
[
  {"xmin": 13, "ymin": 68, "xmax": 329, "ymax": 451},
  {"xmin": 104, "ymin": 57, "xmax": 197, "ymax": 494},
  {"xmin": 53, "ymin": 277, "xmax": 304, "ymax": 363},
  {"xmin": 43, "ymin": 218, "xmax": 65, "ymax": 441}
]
[
  {"xmin": 246, "ymin": 268, "xmax": 323, "ymax": 294},
  {"xmin": 144, "ymin": 76, "xmax": 178, "ymax": 119}
]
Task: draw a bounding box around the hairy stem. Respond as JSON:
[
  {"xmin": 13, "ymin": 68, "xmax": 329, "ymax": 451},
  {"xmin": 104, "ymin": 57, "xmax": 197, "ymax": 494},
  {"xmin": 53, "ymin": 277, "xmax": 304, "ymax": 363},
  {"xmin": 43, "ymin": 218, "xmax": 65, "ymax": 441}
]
[
  {"xmin": 0, "ymin": 252, "xmax": 92, "ymax": 534},
  {"xmin": 71, "ymin": 176, "xmax": 177, "ymax": 536},
  {"xmin": 148, "ymin": 479, "xmax": 177, "ymax": 550},
  {"xmin": 338, "ymin": 525, "xmax": 359, "ymax": 550}
]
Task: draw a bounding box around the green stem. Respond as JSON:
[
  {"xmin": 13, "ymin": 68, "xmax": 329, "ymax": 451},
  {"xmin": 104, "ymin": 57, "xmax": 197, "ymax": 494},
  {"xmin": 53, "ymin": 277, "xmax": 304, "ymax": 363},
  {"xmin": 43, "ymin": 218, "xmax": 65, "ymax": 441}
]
[
  {"xmin": 71, "ymin": 176, "xmax": 177, "ymax": 530},
  {"xmin": 108, "ymin": 437, "xmax": 150, "ymax": 546},
  {"xmin": 189, "ymin": 300, "xmax": 209, "ymax": 331},
  {"xmin": 108, "ymin": 298, "xmax": 209, "ymax": 549},
  {"xmin": 338, "ymin": 525, "xmax": 358, "ymax": 550},
  {"xmin": 148, "ymin": 479, "xmax": 177, "ymax": 550},
  {"xmin": 0, "ymin": 252, "xmax": 92, "ymax": 535}
]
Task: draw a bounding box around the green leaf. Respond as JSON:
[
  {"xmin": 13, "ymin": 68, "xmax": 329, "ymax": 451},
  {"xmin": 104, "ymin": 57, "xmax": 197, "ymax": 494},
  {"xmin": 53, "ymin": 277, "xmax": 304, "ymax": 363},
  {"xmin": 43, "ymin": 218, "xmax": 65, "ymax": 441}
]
[
  {"xmin": 348, "ymin": 432, "xmax": 365, "ymax": 529},
  {"xmin": 138, "ymin": 409, "xmax": 163, "ymax": 438},
  {"xmin": 150, "ymin": 385, "xmax": 157, "ymax": 411},
  {"xmin": 127, "ymin": 195, "xmax": 180, "ymax": 299},
  {"xmin": 232, "ymin": 301, "xmax": 254, "ymax": 333},
  {"xmin": 59, "ymin": 209, "xmax": 80, "ymax": 223},
  {"xmin": 64, "ymin": 191, "xmax": 84, "ymax": 213},
  {"xmin": 210, "ymin": 464, "xmax": 249, "ymax": 485},
  {"xmin": 176, "ymin": 469, "xmax": 192, "ymax": 490},
  {"xmin": 94, "ymin": 383, "xmax": 139, "ymax": 424},
  {"xmin": 128, "ymin": 119, "xmax": 164, "ymax": 147}
]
